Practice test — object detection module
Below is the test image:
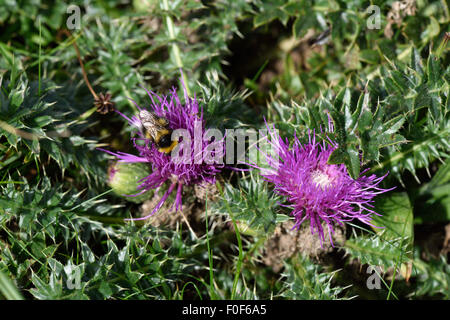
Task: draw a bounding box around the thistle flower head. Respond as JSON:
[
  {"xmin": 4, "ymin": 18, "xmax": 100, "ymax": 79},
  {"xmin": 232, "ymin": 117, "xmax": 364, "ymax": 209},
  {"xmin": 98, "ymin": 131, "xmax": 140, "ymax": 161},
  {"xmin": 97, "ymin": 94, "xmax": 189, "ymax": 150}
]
[
  {"xmin": 101, "ymin": 79, "xmax": 225, "ymax": 220},
  {"xmin": 255, "ymin": 122, "xmax": 394, "ymax": 246}
]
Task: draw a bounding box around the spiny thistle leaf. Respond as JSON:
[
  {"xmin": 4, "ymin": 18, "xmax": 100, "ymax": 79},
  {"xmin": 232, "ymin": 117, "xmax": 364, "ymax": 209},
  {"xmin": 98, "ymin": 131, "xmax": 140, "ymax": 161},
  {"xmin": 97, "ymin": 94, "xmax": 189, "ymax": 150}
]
[
  {"xmin": 23, "ymin": 224, "xmax": 205, "ymax": 299},
  {"xmin": 212, "ymin": 173, "xmax": 281, "ymax": 235},
  {"xmin": 372, "ymin": 192, "xmax": 414, "ymax": 256},
  {"xmin": 198, "ymin": 71, "xmax": 255, "ymax": 130},
  {"xmin": 370, "ymin": 51, "xmax": 450, "ymax": 182},
  {"xmin": 412, "ymin": 254, "xmax": 450, "ymax": 299},
  {"xmin": 280, "ymin": 255, "xmax": 347, "ymax": 300},
  {"xmin": 413, "ymin": 158, "xmax": 450, "ymax": 224},
  {"xmin": 0, "ymin": 73, "xmax": 108, "ymax": 184},
  {"xmin": 344, "ymin": 235, "xmax": 411, "ymax": 269}
]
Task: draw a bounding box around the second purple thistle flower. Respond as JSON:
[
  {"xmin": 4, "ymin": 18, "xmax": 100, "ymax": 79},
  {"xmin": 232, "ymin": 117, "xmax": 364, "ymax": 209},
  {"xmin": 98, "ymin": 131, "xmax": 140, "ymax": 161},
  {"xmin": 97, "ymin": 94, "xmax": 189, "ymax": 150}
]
[{"xmin": 254, "ymin": 123, "xmax": 395, "ymax": 246}]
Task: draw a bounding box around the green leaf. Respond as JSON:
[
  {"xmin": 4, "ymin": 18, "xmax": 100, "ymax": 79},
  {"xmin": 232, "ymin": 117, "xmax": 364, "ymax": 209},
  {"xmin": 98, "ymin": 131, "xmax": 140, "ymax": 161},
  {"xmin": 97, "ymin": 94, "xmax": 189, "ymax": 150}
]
[
  {"xmin": 292, "ymin": 10, "xmax": 317, "ymax": 38},
  {"xmin": 327, "ymin": 147, "xmax": 360, "ymax": 179},
  {"xmin": 427, "ymin": 157, "xmax": 450, "ymax": 189},
  {"xmin": 426, "ymin": 54, "xmax": 442, "ymax": 88},
  {"xmin": 328, "ymin": 148, "xmax": 347, "ymax": 164},
  {"xmin": 414, "ymin": 183, "xmax": 450, "ymax": 224},
  {"xmin": 359, "ymin": 49, "xmax": 380, "ymax": 64},
  {"xmin": 212, "ymin": 173, "xmax": 280, "ymax": 235},
  {"xmin": 253, "ymin": 0, "xmax": 290, "ymax": 28},
  {"xmin": 372, "ymin": 192, "xmax": 413, "ymax": 240},
  {"xmin": 413, "ymin": 254, "xmax": 450, "ymax": 299},
  {"xmin": 30, "ymin": 273, "xmax": 62, "ymax": 300},
  {"xmin": 0, "ymin": 271, "xmax": 24, "ymax": 300},
  {"xmin": 413, "ymin": 159, "xmax": 450, "ymax": 224},
  {"xmin": 99, "ymin": 281, "xmax": 113, "ymax": 299},
  {"xmin": 371, "ymin": 192, "xmax": 414, "ymax": 265},
  {"xmin": 281, "ymin": 255, "xmax": 347, "ymax": 300},
  {"xmin": 344, "ymin": 236, "xmax": 410, "ymax": 269},
  {"xmin": 345, "ymin": 148, "xmax": 361, "ymax": 179}
]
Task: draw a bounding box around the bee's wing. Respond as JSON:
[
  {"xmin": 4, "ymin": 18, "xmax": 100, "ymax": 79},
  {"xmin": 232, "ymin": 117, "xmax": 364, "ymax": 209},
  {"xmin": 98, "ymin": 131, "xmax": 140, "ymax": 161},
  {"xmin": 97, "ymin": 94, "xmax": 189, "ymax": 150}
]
[
  {"xmin": 139, "ymin": 110, "xmax": 165, "ymax": 141},
  {"xmin": 143, "ymin": 124, "xmax": 158, "ymax": 141}
]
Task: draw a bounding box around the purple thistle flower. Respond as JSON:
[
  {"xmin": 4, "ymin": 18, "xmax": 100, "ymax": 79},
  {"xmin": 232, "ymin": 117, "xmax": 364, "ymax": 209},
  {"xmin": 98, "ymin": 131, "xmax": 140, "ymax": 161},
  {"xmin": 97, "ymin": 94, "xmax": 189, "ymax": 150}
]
[
  {"xmin": 253, "ymin": 122, "xmax": 394, "ymax": 246},
  {"xmin": 100, "ymin": 79, "xmax": 225, "ymax": 220}
]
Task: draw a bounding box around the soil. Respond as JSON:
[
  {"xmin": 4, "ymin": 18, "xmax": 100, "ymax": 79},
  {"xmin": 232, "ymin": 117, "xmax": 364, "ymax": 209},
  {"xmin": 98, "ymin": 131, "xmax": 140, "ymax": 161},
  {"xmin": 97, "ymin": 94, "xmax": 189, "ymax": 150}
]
[{"xmin": 261, "ymin": 221, "xmax": 346, "ymax": 273}]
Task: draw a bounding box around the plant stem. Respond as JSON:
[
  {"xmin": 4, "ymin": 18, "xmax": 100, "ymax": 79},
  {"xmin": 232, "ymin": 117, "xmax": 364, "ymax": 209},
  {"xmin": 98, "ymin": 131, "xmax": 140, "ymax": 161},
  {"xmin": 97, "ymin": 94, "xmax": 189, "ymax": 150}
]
[
  {"xmin": 230, "ymin": 216, "xmax": 243, "ymax": 300},
  {"xmin": 38, "ymin": 19, "xmax": 42, "ymax": 96},
  {"xmin": 205, "ymin": 188, "xmax": 218, "ymax": 299},
  {"xmin": 216, "ymin": 182, "xmax": 244, "ymax": 300},
  {"xmin": 61, "ymin": 29, "xmax": 98, "ymax": 100},
  {"xmin": 161, "ymin": 0, "xmax": 191, "ymax": 96},
  {"xmin": 386, "ymin": 218, "xmax": 408, "ymax": 300}
]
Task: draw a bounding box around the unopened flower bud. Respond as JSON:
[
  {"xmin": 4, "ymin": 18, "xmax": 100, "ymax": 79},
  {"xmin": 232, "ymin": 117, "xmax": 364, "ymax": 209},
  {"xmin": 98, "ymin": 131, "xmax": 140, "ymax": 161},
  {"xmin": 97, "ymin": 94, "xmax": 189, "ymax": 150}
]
[{"xmin": 108, "ymin": 161, "xmax": 153, "ymax": 203}]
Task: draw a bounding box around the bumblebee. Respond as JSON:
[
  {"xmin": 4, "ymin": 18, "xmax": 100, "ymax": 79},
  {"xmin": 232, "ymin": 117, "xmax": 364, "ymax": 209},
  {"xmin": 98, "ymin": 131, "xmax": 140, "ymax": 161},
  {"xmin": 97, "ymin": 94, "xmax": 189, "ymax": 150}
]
[{"xmin": 139, "ymin": 110, "xmax": 178, "ymax": 154}]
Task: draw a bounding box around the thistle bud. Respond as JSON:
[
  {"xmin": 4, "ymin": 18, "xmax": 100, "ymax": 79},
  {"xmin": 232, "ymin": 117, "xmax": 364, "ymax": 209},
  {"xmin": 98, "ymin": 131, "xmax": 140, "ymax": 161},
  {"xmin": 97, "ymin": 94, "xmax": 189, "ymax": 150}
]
[{"xmin": 108, "ymin": 161, "xmax": 153, "ymax": 203}]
